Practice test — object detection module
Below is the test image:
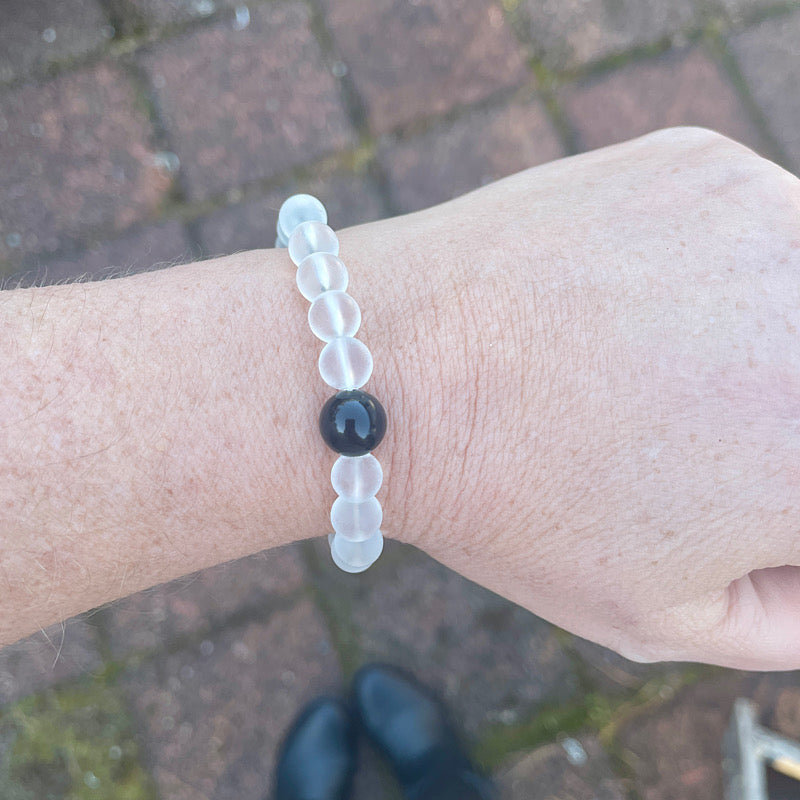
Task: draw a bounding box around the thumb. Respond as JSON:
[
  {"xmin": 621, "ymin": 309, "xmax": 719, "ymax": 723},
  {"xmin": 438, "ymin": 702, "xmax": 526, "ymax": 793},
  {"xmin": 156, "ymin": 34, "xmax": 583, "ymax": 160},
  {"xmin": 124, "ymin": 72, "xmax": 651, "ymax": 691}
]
[{"xmin": 713, "ymin": 564, "xmax": 800, "ymax": 671}]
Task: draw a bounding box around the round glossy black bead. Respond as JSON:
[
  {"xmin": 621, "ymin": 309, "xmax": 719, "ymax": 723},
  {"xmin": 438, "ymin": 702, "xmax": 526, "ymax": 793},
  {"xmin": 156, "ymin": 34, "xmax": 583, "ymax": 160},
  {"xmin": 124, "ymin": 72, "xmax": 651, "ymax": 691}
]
[{"xmin": 319, "ymin": 390, "xmax": 387, "ymax": 456}]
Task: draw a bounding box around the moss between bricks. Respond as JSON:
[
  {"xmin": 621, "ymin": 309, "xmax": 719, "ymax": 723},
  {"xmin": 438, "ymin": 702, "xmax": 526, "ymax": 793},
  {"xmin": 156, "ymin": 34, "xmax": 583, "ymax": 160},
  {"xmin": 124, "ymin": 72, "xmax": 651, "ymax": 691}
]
[
  {"xmin": 473, "ymin": 665, "xmax": 711, "ymax": 772},
  {"xmin": 0, "ymin": 671, "xmax": 157, "ymax": 800}
]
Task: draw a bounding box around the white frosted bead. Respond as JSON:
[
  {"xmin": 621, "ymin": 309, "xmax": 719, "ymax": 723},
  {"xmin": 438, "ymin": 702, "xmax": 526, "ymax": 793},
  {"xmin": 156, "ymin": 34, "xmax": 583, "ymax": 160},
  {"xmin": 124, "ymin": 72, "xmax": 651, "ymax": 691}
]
[
  {"xmin": 328, "ymin": 530, "xmax": 384, "ymax": 573},
  {"xmin": 331, "ymin": 454, "xmax": 383, "ymax": 502},
  {"xmin": 296, "ymin": 252, "xmax": 349, "ymax": 301},
  {"xmin": 308, "ymin": 290, "xmax": 361, "ymax": 342},
  {"xmin": 288, "ymin": 221, "xmax": 339, "ymax": 266},
  {"xmin": 318, "ymin": 336, "xmax": 373, "ymax": 390},
  {"xmin": 331, "ymin": 496, "xmax": 382, "ymax": 541},
  {"xmin": 277, "ymin": 194, "xmax": 327, "ymax": 245}
]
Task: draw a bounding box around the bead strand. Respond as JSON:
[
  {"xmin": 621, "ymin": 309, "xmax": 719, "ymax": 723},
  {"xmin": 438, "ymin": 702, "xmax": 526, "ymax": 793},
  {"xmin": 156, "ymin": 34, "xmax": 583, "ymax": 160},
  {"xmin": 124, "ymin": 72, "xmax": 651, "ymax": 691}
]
[{"xmin": 277, "ymin": 195, "xmax": 387, "ymax": 574}]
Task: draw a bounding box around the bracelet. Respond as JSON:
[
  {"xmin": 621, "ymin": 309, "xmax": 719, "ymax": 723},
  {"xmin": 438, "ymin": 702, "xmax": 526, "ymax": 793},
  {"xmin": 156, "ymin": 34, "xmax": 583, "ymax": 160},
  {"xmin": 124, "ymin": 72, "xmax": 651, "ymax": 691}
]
[{"xmin": 276, "ymin": 194, "xmax": 387, "ymax": 574}]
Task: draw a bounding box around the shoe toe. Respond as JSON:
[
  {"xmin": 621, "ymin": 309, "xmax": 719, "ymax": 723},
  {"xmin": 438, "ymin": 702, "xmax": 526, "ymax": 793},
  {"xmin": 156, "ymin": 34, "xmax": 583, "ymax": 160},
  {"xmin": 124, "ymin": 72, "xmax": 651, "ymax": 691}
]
[
  {"xmin": 352, "ymin": 664, "xmax": 463, "ymax": 785},
  {"xmin": 274, "ymin": 696, "xmax": 357, "ymax": 800}
]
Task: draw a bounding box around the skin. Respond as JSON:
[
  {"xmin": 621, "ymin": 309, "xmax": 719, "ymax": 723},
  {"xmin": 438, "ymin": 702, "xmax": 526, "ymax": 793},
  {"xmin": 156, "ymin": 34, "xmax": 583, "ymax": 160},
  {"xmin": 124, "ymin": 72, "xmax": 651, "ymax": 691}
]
[{"xmin": 1, "ymin": 126, "xmax": 798, "ymax": 671}]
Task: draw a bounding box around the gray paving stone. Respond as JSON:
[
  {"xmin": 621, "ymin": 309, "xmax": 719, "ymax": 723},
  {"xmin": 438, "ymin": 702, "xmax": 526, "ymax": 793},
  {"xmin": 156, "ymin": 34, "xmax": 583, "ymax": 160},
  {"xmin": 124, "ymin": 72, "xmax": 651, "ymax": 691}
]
[
  {"xmin": 0, "ymin": 62, "xmax": 172, "ymax": 265},
  {"xmin": 380, "ymin": 93, "xmax": 565, "ymax": 214},
  {"xmin": 0, "ymin": 0, "xmax": 110, "ymax": 85},
  {"xmin": 617, "ymin": 669, "xmax": 800, "ymax": 800},
  {"xmin": 308, "ymin": 538, "xmax": 579, "ymax": 740},
  {"xmin": 729, "ymin": 9, "xmax": 800, "ymax": 173},
  {"xmin": 105, "ymin": 544, "xmax": 306, "ymax": 659},
  {"xmin": 712, "ymin": 0, "xmax": 800, "ymax": 24},
  {"xmin": 197, "ymin": 172, "xmax": 386, "ymax": 259},
  {"xmin": 518, "ymin": 0, "xmax": 700, "ymax": 73},
  {"xmin": 121, "ymin": 599, "xmax": 340, "ymax": 800},
  {"xmin": 319, "ymin": 0, "xmax": 529, "ymax": 134},
  {"xmin": 138, "ymin": 2, "xmax": 357, "ymax": 202},
  {"xmin": 560, "ymin": 45, "xmax": 767, "ymax": 156},
  {"xmin": 0, "ymin": 615, "xmax": 104, "ymax": 707},
  {"xmin": 9, "ymin": 219, "xmax": 194, "ymax": 288},
  {"xmin": 496, "ymin": 735, "xmax": 626, "ymax": 799},
  {"xmin": 116, "ymin": 0, "xmax": 240, "ymax": 31}
]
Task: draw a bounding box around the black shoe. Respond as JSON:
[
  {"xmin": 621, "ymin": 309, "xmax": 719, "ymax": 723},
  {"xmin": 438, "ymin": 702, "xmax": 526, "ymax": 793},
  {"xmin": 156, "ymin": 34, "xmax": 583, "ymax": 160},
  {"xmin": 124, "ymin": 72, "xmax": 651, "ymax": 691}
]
[
  {"xmin": 351, "ymin": 663, "xmax": 497, "ymax": 800},
  {"xmin": 273, "ymin": 695, "xmax": 358, "ymax": 800}
]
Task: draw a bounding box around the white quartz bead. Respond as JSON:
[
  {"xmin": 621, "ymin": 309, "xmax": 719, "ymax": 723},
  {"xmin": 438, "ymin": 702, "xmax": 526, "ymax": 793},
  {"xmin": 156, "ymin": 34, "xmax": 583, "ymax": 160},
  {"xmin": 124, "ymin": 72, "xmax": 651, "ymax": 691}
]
[
  {"xmin": 331, "ymin": 496, "xmax": 382, "ymax": 541},
  {"xmin": 288, "ymin": 221, "xmax": 339, "ymax": 266},
  {"xmin": 277, "ymin": 194, "xmax": 327, "ymax": 246},
  {"xmin": 308, "ymin": 290, "xmax": 361, "ymax": 342},
  {"xmin": 318, "ymin": 336, "xmax": 373, "ymax": 390},
  {"xmin": 328, "ymin": 530, "xmax": 383, "ymax": 573},
  {"xmin": 331, "ymin": 454, "xmax": 383, "ymax": 502},
  {"xmin": 296, "ymin": 252, "xmax": 349, "ymax": 301}
]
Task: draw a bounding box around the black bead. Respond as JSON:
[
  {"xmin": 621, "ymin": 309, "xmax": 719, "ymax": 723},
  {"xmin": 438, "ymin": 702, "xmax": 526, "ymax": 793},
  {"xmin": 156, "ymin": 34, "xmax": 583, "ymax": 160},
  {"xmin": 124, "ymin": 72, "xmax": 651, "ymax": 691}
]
[{"xmin": 319, "ymin": 390, "xmax": 387, "ymax": 456}]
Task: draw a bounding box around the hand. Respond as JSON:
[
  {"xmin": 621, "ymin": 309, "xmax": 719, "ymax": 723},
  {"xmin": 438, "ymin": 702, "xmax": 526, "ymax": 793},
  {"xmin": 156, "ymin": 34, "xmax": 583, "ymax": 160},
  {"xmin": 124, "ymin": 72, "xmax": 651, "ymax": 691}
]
[{"xmin": 354, "ymin": 126, "xmax": 800, "ymax": 671}]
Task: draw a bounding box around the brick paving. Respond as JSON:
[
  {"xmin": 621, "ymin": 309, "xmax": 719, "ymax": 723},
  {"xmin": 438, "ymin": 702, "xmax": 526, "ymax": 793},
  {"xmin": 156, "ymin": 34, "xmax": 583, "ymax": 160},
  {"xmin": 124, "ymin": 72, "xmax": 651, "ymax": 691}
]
[{"xmin": 0, "ymin": 0, "xmax": 799, "ymax": 797}]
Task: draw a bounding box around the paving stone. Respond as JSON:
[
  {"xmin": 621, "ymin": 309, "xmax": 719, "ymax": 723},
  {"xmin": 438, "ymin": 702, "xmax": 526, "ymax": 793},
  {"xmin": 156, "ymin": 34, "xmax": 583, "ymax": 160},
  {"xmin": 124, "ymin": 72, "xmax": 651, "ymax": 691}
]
[
  {"xmin": 105, "ymin": 544, "xmax": 306, "ymax": 659},
  {"xmin": 308, "ymin": 538, "xmax": 579, "ymax": 740},
  {"xmin": 379, "ymin": 94, "xmax": 564, "ymax": 214},
  {"xmin": 518, "ymin": 0, "xmax": 700, "ymax": 73},
  {"xmin": 138, "ymin": 2, "xmax": 356, "ymax": 202},
  {"xmin": 617, "ymin": 669, "xmax": 800, "ymax": 800},
  {"xmin": 351, "ymin": 738, "xmax": 405, "ymax": 800},
  {"xmin": 121, "ymin": 599, "xmax": 340, "ymax": 800},
  {"xmin": 713, "ymin": 0, "xmax": 800, "ymax": 24},
  {"xmin": 772, "ymin": 685, "xmax": 800, "ymax": 739},
  {"xmin": 568, "ymin": 634, "xmax": 690, "ymax": 695},
  {"xmin": 560, "ymin": 45, "xmax": 767, "ymax": 156},
  {"xmin": 9, "ymin": 219, "xmax": 194, "ymax": 288},
  {"xmin": 496, "ymin": 735, "xmax": 626, "ymax": 799},
  {"xmin": 197, "ymin": 171, "xmax": 385, "ymax": 258},
  {"xmin": 116, "ymin": 0, "xmax": 240, "ymax": 31},
  {"xmin": 0, "ymin": 0, "xmax": 110, "ymax": 85},
  {"xmin": 0, "ymin": 62, "xmax": 172, "ymax": 266},
  {"xmin": 729, "ymin": 9, "xmax": 800, "ymax": 173},
  {"xmin": 0, "ymin": 615, "xmax": 104, "ymax": 707},
  {"xmin": 319, "ymin": 0, "xmax": 529, "ymax": 134}
]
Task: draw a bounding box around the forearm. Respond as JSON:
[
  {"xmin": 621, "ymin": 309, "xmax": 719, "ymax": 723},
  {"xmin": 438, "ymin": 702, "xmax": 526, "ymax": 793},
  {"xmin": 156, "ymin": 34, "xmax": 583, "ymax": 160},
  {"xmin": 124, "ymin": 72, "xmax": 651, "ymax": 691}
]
[{"xmin": 0, "ymin": 246, "xmax": 412, "ymax": 646}]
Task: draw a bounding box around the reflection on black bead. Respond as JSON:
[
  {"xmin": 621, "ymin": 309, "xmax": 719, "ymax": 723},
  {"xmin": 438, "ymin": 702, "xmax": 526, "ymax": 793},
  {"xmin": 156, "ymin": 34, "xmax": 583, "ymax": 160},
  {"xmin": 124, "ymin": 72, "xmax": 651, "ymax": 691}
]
[{"xmin": 319, "ymin": 390, "xmax": 387, "ymax": 456}]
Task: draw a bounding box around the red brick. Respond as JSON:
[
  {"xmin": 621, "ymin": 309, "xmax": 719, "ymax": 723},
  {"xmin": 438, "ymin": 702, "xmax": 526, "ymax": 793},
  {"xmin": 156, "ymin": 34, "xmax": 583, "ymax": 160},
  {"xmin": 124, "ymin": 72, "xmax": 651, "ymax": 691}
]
[
  {"xmin": 104, "ymin": 544, "xmax": 306, "ymax": 658},
  {"xmin": 308, "ymin": 538, "xmax": 578, "ymax": 739},
  {"xmin": 729, "ymin": 9, "xmax": 800, "ymax": 173},
  {"xmin": 319, "ymin": 0, "xmax": 529, "ymax": 134},
  {"xmin": 0, "ymin": 63, "xmax": 172, "ymax": 265},
  {"xmin": 11, "ymin": 219, "xmax": 193, "ymax": 287},
  {"xmin": 138, "ymin": 2, "xmax": 357, "ymax": 202},
  {"xmin": 618, "ymin": 671, "xmax": 800, "ymax": 800},
  {"xmin": 0, "ymin": 0, "xmax": 110, "ymax": 85},
  {"xmin": 496, "ymin": 736, "xmax": 626, "ymax": 799},
  {"xmin": 519, "ymin": 0, "xmax": 699, "ymax": 72},
  {"xmin": 120, "ymin": 601, "xmax": 340, "ymax": 800},
  {"xmin": 560, "ymin": 46, "xmax": 768, "ymax": 156},
  {"xmin": 0, "ymin": 616, "xmax": 103, "ymax": 707},
  {"xmin": 380, "ymin": 94, "xmax": 565, "ymax": 214},
  {"xmin": 197, "ymin": 172, "xmax": 385, "ymax": 258}
]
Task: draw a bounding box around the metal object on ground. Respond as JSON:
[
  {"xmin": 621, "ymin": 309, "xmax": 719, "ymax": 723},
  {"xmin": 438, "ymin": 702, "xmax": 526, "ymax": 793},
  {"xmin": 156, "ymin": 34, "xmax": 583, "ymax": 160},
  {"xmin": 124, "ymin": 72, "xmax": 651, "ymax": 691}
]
[{"xmin": 723, "ymin": 697, "xmax": 800, "ymax": 800}]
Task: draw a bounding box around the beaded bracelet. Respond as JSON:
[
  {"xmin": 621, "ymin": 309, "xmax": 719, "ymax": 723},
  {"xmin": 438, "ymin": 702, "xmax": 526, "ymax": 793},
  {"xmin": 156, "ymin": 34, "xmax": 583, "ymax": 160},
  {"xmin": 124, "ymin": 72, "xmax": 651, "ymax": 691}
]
[{"xmin": 276, "ymin": 194, "xmax": 387, "ymax": 574}]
